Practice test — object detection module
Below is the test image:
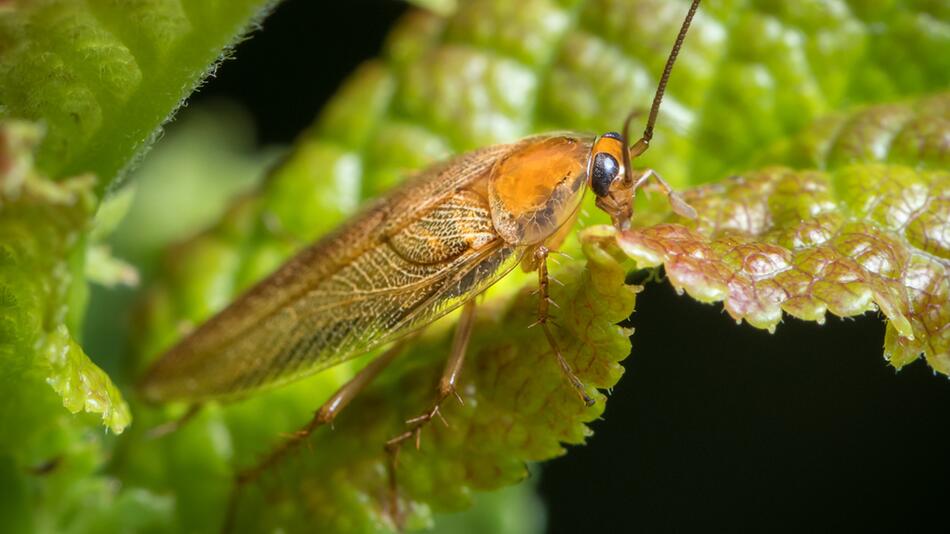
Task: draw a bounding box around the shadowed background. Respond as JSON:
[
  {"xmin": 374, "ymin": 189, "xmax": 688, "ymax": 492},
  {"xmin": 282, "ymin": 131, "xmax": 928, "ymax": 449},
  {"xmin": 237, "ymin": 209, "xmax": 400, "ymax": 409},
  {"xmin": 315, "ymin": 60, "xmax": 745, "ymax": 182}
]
[{"xmin": 135, "ymin": 0, "xmax": 950, "ymax": 531}]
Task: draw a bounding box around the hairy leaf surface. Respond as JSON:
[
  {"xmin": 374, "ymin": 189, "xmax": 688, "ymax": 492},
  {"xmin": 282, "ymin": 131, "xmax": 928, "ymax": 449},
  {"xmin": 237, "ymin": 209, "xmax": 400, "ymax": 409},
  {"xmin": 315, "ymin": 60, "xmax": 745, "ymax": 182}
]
[
  {"xmin": 0, "ymin": 0, "xmax": 277, "ymax": 192},
  {"xmin": 0, "ymin": 121, "xmax": 139, "ymax": 533},
  {"xmin": 0, "ymin": 122, "xmax": 129, "ymax": 445}
]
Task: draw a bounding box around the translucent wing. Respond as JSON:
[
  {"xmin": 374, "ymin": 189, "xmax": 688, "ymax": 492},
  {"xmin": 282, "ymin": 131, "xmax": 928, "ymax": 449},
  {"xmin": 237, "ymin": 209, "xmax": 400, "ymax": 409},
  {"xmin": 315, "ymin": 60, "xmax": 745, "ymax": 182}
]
[{"xmin": 140, "ymin": 144, "xmax": 526, "ymax": 403}]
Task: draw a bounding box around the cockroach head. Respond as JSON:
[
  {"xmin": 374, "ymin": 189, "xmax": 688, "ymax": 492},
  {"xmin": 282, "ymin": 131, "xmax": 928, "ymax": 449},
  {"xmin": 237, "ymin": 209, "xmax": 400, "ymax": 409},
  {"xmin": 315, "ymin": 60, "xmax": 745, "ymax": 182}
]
[
  {"xmin": 589, "ymin": 0, "xmax": 701, "ymax": 230},
  {"xmin": 587, "ymin": 131, "xmax": 639, "ymax": 230}
]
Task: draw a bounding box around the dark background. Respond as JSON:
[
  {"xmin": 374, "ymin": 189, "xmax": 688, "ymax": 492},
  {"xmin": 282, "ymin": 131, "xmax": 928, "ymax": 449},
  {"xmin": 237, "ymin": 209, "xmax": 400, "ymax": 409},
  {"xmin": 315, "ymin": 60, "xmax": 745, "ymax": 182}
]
[{"xmin": 192, "ymin": 0, "xmax": 950, "ymax": 532}]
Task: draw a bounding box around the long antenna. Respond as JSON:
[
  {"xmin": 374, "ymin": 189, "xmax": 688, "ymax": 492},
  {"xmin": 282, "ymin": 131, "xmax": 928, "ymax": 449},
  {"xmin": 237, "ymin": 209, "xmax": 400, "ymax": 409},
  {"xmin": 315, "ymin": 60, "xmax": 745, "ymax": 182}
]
[{"xmin": 624, "ymin": 0, "xmax": 701, "ymax": 168}]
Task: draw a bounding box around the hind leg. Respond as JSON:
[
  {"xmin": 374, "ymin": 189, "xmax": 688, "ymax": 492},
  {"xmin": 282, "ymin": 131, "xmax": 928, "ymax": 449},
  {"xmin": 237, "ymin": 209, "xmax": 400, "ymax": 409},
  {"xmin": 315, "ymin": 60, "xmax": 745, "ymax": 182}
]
[{"xmin": 223, "ymin": 342, "xmax": 405, "ymax": 532}]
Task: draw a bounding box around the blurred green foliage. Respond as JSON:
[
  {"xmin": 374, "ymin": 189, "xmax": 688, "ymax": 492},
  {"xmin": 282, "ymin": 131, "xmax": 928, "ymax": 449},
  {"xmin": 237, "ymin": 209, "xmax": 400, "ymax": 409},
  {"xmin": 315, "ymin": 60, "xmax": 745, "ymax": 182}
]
[{"xmin": 0, "ymin": 0, "xmax": 947, "ymax": 532}]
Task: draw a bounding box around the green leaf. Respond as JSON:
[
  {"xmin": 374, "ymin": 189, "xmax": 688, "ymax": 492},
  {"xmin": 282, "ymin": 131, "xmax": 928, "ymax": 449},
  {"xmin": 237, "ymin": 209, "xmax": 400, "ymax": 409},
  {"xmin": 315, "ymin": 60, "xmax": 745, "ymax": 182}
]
[
  {"xmin": 0, "ymin": 121, "xmax": 130, "ymax": 444},
  {"xmin": 764, "ymin": 92, "xmax": 949, "ymax": 171},
  {"xmin": 0, "ymin": 121, "xmax": 137, "ymax": 534},
  {"xmin": 119, "ymin": 1, "xmax": 948, "ymax": 532},
  {"xmin": 219, "ymin": 232, "xmax": 633, "ymax": 532},
  {"xmin": 0, "ymin": 0, "xmax": 277, "ymax": 193},
  {"xmin": 44, "ymin": 323, "xmax": 132, "ymax": 434},
  {"xmin": 0, "ymin": 0, "xmax": 283, "ymax": 448}
]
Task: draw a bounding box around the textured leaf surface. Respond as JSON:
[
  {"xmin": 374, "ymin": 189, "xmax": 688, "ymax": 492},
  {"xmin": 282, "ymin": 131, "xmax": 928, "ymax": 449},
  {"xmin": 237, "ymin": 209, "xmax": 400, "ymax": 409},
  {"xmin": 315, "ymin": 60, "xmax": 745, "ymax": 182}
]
[
  {"xmin": 0, "ymin": 1, "xmax": 284, "ymax": 529},
  {"xmin": 0, "ymin": 0, "xmax": 928, "ymax": 532},
  {"xmin": 0, "ymin": 0, "xmax": 276, "ymax": 192},
  {"xmin": 222, "ymin": 235, "xmax": 634, "ymax": 532},
  {"xmin": 118, "ymin": 1, "xmax": 949, "ymax": 532},
  {"xmin": 0, "ymin": 122, "xmax": 129, "ymax": 444},
  {"xmin": 620, "ymin": 93, "xmax": 949, "ymax": 372},
  {"xmin": 619, "ymin": 164, "xmax": 948, "ymax": 371},
  {"xmin": 0, "ymin": 0, "xmax": 282, "ymax": 447},
  {"xmin": 764, "ymin": 92, "xmax": 949, "ymax": 171},
  {"xmin": 0, "ymin": 122, "xmax": 136, "ymax": 534}
]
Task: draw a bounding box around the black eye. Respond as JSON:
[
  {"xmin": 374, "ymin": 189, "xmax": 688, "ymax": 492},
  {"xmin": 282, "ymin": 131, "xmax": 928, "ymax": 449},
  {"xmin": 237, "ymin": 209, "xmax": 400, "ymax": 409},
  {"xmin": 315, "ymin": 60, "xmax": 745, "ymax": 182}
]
[{"xmin": 590, "ymin": 152, "xmax": 619, "ymax": 197}]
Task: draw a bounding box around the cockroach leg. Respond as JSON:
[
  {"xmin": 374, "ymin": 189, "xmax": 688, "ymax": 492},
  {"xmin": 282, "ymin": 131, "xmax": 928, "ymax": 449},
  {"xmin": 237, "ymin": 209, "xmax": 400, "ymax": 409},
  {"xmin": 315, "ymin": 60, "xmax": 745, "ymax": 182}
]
[
  {"xmin": 384, "ymin": 300, "xmax": 476, "ymax": 451},
  {"xmin": 535, "ymin": 246, "xmax": 595, "ymax": 407},
  {"xmin": 632, "ymin": 168, "xmax": 697, "ymax": 220},
  {"xmin": 385, "ymin": 447, "xmax": 403, "ymax": 529},
  {"xmin": 222, "ymin": 342, "xmax": 405, "ymax": 533},
  {"xmin": 384, "ymin": 299, "xmax": 477, "ymax": 525},
  {"xmin": 146, "ymin": 403, "xmax": 202, "ymax": 439}
]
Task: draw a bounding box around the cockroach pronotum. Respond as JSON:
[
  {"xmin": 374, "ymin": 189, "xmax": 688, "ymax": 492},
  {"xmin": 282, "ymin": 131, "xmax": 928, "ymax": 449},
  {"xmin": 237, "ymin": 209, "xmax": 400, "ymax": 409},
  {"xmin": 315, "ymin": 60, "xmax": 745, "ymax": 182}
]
[{"xmin": 139, "ymin": 0, "xmax": 703, "ymax": 528}]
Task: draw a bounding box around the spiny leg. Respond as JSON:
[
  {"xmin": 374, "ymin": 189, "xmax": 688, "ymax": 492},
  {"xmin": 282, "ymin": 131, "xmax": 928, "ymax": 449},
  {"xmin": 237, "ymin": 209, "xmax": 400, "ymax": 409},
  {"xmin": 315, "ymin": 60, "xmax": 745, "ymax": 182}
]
[
  {"xmin": 384, "ymin": 300, "xmax": 477, "ymax": 522},
  {"xmin": 534, "ymin": 246, "xmax": 595, "ymax": 407},
  {"xmin": 385, "ymin": 300, "xmax": 475, "ymax": 452},
  {"xmin": 222, "ymin": 342, "xmax": 405, "ymax": 533}
]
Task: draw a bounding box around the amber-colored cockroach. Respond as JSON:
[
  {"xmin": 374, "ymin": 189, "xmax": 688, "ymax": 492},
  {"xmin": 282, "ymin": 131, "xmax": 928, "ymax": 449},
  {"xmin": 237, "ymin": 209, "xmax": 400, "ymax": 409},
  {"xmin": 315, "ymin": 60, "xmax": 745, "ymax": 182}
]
[{"xmin": 139, "ymin": 0, "xmax": 702, "ymax": 526}]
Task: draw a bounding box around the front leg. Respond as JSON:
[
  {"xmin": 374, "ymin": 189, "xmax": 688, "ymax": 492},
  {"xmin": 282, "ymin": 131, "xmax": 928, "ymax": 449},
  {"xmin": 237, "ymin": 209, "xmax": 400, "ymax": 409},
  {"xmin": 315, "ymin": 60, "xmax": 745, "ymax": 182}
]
[{"xmin": 630, "ymin": 168, "xmax": 697, "ymax": 220}]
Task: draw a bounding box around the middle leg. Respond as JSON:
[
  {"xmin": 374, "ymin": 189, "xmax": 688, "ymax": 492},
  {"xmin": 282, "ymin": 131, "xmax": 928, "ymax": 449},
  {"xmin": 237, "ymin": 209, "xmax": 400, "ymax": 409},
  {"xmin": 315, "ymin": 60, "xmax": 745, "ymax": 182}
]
[
  {"xmin": 385, "ymin": 299, "xmax": 477, "ymax": 453},
  {"xmin": 384, "ymin": 299, "xmax": 478, "ymax": 525}
]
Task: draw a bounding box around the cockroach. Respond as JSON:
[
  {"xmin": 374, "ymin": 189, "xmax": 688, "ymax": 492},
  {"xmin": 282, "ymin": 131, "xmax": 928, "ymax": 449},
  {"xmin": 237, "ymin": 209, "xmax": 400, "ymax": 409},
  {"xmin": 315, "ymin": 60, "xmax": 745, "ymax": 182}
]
[{"xmin": 139, "ymin": 0, "xmax": 702, "ymax": 528}]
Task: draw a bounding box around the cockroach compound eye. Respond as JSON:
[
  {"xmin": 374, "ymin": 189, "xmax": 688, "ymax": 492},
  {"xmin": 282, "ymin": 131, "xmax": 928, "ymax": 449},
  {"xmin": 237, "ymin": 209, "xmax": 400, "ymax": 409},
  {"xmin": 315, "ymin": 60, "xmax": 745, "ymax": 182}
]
[{"xmin": 590, "ymin": 132, "xmax": 626, "ymax": 197}]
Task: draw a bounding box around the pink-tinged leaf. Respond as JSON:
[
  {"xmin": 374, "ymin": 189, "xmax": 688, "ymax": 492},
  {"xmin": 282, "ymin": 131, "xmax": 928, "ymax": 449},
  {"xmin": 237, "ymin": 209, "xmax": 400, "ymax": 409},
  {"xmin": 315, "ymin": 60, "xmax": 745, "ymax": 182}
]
[{"xmin": 618, "ymin": 164, "xmax": 948, "ymax": 373}]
